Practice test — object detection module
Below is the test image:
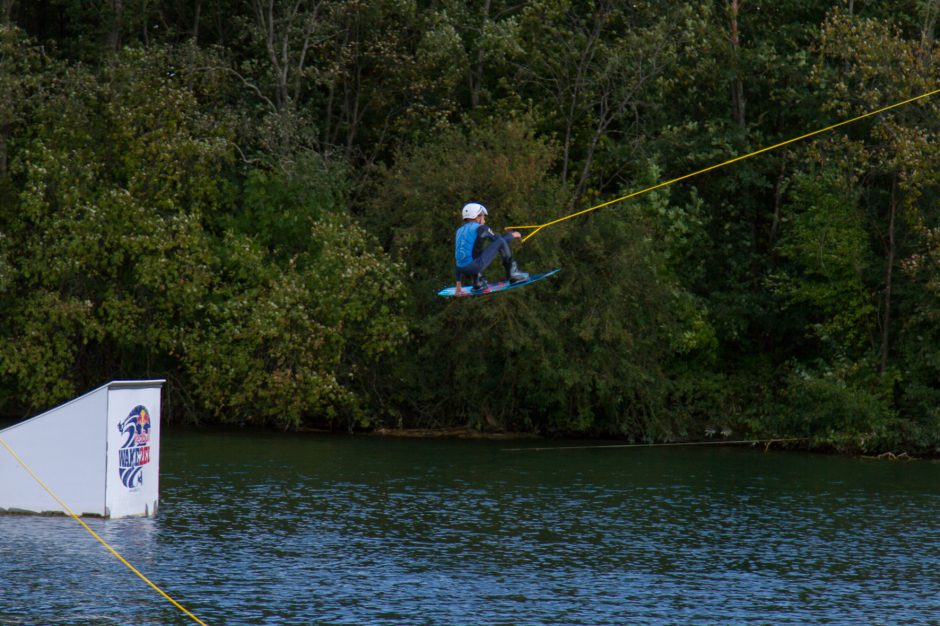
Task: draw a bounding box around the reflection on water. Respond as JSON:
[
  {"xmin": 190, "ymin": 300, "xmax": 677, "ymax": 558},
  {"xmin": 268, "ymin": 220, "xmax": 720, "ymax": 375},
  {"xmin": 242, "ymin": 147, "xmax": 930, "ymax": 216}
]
[{"xmin": 2, "ymin": 431, "xmax": 940, "ymax": 625}]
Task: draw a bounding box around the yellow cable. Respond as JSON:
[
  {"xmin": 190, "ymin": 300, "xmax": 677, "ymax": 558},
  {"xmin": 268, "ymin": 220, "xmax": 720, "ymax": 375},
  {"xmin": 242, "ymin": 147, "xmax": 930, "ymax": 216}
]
[
  {"xmin": 0, "ymin": 436, "xmax": 209, "ymax": 626},
  {"xmin": 507, "ymin": 87, "xmax": 940, "ymax": 242}
]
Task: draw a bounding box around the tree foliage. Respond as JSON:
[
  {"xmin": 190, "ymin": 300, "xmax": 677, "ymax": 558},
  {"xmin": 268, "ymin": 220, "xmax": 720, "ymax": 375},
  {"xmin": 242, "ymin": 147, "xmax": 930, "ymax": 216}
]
[
  {"xmin": 0, "ymin": 41, "xmax": 406, "ymax": 427},
  {"xmin": 2, "ymin": 2, "xmax": 940, "ymax": 451}
]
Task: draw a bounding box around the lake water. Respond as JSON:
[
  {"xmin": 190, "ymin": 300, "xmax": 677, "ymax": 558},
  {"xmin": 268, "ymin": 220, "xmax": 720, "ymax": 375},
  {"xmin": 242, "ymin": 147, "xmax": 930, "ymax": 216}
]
[{"xmin": 2, "ymin": 431, "xmax": 940, "ymax": 625}]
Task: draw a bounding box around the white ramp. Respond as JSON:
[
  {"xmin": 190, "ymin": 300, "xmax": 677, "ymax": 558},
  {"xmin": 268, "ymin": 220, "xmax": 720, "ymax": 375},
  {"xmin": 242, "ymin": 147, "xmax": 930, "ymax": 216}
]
[{"xmin": 0, "ymin": 380, "xmax": 164, "ymax": 518}]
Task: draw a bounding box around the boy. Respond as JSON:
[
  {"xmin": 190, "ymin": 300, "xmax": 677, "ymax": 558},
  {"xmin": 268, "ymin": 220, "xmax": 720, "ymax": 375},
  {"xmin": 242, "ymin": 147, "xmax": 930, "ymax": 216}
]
[{"xmin": 454, "ymin": 202, "xmax": 529, "ymax": 295}]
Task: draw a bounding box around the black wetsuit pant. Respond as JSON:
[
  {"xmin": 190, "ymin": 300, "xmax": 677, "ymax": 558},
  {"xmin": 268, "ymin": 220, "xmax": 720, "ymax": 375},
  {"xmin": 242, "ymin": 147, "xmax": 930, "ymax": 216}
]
[{"xmin": 456, "ymin": 234, "xmax": 514, "ymax": 282}]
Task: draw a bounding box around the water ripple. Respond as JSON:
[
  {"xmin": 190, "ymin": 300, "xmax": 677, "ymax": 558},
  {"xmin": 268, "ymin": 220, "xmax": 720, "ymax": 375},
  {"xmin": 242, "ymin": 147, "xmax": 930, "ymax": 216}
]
[{"xmin": 3, "ymin": 435, "xmax": 940, "ymax": 625}]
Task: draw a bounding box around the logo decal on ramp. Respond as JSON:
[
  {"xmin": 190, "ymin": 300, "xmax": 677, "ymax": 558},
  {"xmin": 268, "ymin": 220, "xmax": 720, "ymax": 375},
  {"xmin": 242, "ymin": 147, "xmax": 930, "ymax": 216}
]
[{"xmin": 117, "ymin": 405, "xmax": 151, "ymax": 489}]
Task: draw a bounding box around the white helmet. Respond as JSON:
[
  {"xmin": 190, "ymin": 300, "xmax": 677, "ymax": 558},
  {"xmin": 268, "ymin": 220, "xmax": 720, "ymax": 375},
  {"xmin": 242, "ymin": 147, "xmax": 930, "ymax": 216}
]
[{"xmin": 461, "ymin": 202, "xmax": 488, "ymax": 219}]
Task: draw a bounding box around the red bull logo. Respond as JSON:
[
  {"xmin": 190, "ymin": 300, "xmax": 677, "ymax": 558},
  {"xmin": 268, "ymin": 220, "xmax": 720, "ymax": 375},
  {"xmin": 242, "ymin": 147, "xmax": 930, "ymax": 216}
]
[{"xmin": 117, "ymin": 405, "xmax": 151, "ymax": 489}]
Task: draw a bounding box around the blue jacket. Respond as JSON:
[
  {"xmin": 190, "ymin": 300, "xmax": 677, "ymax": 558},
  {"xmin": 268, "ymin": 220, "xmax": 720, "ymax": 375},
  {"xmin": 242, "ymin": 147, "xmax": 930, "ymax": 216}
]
[
  {"xmin": 455, "ymin": 222, "xmax": 485, "ymax": 267},
  {"xmin": 455, "ymin": 222, "xmax": 502, "ymax": 280}
]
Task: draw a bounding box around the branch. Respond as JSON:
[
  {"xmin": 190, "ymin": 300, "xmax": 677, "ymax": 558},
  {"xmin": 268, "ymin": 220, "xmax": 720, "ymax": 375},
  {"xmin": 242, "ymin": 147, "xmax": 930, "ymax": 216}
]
[{"xmin": 194, "ymin": 65, "xmax": 278, "ymax": 114}]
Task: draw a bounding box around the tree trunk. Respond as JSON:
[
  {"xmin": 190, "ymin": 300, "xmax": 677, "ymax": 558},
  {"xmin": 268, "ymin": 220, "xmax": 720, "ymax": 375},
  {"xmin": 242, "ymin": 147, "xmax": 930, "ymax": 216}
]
[
  {"xmin": 769, "ymin": 158, "xmax": 787, "ymax": 248},
  {"xmin": 345, "ymin": 59, "xmax": 362, "ymax": 152},
  {"xmin": 921, "ymin": 0, "xmax": 940, "ymax": 50},
  {"xmin": 141, "ymin": 0, "xmax": 149, "ymax": 46},
  {"xmin": 1, "ymin": 0, "xmax": 13, "ymax": 25},
  {"xmin": 1, "ymin": 0, "xmax": 13, "ymax": 173},
  {"xmin": 561, "ymin": 10, "xmax": 603, "ymax": 204},
  {"xmin": 469, "ymin": 0, "xmax": 491, "ymax": 109},
  {"xmin": 880, "ymin": 174, "xmax": 898, "ymax": 376},
  {"xmin": 728, "ymin": 0, "xmax": 746, "ymax": 129},
  {"xmin": 192, "ymin": 0, "xmax": 202, "ymax": 43},
  {"xmin": 0, "ymin": 130, "xmax": 7, "ymax": 179},
  {"xmin": 108, "ymin": 0, "xmax": 124, "ymax": 52}
]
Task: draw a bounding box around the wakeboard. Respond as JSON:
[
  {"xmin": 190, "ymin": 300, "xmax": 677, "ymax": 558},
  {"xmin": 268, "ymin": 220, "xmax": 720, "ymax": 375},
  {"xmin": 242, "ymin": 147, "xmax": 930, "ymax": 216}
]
[{"xmin": 438, "ymin": 268, "xmax": 560, "ymax": 298}]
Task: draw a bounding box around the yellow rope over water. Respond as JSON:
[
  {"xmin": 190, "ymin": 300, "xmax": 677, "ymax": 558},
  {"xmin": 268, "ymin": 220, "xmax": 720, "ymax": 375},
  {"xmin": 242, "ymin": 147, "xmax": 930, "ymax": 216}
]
[
  {"xmin": 506, "ymin": 88, "xmax": 940, "ymax": 243},
  {"xmin": 0, "ymin": 436, "xmax": 209, "ymax": 626}
]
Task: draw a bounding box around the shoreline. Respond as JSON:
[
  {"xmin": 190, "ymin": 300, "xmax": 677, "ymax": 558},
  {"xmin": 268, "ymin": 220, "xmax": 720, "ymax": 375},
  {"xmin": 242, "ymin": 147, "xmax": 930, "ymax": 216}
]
[{"xmin": 368, "ymin": 426, "xmax": 540, "ymax": 440}]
